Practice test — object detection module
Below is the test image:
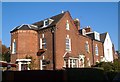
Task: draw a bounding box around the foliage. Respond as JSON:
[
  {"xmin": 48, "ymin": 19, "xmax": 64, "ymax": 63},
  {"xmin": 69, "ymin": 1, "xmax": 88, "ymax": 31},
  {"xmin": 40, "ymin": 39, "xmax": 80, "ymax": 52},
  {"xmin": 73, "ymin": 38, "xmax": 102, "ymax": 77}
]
[
  {"xmin": 25, "ymin": 55, "xmax": 37, "ymax": 70},
  {"xmin": 1, "ymin": 44, "xmax": 11, "ymax": 62},
  {"xmin": 95, "ymin": 59, "xmax": 120, "ymax": 72},
  {"xmin": 2, "ymin": 51, "xmax": 11, "ymax": 62},
  {"xmin": 112, "ymin": 59, "xmax": 120, "ymax": 72},
  {"xmin": 101, "ymin": 62, "xmax": 113, "ymax": 72}
]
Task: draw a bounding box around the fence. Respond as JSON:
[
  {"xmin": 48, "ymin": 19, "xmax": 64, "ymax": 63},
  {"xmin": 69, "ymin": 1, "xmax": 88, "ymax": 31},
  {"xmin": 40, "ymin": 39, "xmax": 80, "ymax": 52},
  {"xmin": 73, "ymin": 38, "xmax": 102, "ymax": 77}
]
[{"xmin": 2, "ymin": 68, "xmax": 109, "ymax": 82}]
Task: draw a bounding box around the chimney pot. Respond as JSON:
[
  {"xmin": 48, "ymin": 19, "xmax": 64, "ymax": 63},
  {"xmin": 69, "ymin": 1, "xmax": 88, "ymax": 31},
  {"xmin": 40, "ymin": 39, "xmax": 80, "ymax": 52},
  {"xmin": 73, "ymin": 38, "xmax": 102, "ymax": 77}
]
[
  {"xmin": 74, "ymin": 18, "xmax": 80, "ymax": 30},
  {"xmin": 61, "ymin": 11, "xmax": 64, "ymax": 13}
]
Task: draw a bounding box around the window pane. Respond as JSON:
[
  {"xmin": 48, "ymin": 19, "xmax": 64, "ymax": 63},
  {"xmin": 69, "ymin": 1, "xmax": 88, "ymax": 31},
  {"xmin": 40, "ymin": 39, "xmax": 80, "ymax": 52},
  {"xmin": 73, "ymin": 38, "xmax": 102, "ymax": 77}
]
[
  {"xmin": 85, "ymin": 43, "xmax": 89, "ymax": 52},
  {"xmin": 95, "ymin": 46, "xmax": 98, "ymax": 55},
  {"xmin": 45, "ymin": 20, "xmax": 49, "ymax": 26},
  {"xmin": 66, "ymin": 20, "xmax": 69, "ymax": 30},
  {"xmin": 65, "ymin": 59, "xmax": 68, "ymax": 68},
  {"xmin": 42, "ymin": 38, "xmax": 47, "ymax": 49}
]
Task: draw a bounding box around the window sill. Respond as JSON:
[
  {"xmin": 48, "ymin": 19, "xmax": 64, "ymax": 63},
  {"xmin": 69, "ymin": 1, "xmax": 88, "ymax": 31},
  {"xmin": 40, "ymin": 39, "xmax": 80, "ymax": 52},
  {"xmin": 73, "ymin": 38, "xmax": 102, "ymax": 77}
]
[{"xmin": 12, "ymin": 52, "xmax": 16, "ymax": 54}]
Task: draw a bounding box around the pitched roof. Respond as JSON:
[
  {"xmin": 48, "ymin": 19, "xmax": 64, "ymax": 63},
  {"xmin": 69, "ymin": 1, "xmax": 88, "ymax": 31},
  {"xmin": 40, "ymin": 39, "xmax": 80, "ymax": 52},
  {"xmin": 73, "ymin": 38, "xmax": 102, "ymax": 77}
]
[
  {"xmin": 10, "ymin": 11, "xmax": 67, "ymax": 33},
  {"xmin": 32, "ymin": 11, "xmax": 66, "ymax": 30},
  {"xmin": 10, "ymin": 24, "xmax": 38, "ymax": 33},
  {"xmin": 100, "ymin": 32, "xmax": 107, "ymax": 43},
  {"xmin": 86, "ymin": 33, "xmax": 94, "ymax": 39}
]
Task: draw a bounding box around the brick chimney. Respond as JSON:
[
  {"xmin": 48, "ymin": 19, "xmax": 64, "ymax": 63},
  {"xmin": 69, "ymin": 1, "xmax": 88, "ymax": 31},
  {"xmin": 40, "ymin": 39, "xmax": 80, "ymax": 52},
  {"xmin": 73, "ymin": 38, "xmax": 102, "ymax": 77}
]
[
  {"xmin": 84, "ymin": 26, "xmax": 92, "ymax": 33},
  {"xmin": 74, "ymin": 18, "xmax": 80, "ymax": 30}
]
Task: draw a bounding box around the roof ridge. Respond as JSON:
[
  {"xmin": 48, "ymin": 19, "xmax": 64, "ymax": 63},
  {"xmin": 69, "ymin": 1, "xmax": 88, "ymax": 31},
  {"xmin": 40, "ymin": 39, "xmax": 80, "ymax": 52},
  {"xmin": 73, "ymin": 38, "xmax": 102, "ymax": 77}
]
[{"xmin": 32, "ymin": 11, "xmax": 67, "ymax": 25}]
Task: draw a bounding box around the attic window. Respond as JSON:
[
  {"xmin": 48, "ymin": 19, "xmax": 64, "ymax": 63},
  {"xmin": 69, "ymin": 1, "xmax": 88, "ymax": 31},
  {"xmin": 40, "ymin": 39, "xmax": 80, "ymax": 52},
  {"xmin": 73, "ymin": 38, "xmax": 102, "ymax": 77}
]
[
  {"xmin": 43, "ymin": 19, "xmax": 54, "ymax": 27},
  {"xmin": 82, "ymin": 29, "xmax": 86, "ymax": 35},
  {"xmin": 94, "ymin": 32, "xmax": 100, "ymax": 41},
  {"xmin": 44, "ymin": 20, "xmax": 49, "ymax": 27}
]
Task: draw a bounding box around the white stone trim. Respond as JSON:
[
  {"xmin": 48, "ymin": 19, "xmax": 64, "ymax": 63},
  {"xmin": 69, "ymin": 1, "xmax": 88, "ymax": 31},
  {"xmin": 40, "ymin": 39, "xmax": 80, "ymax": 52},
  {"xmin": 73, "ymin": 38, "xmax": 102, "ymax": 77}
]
[
  {"xmin": 40, "ymin": 38, "xmax": 42, "ymax": 49},
  {"xmin": 12, "ymin": 39, "xmax": 16, "ymax": 54},
  {"xmin": 68, "ymin": 59, "xmax": 70, "ymax": 68},
  {"xmin": 40, "ymin": 60, "xmax": 43, "ymax": 70},
  {"xmin": 66, "ymin": 20, "xmax": 70, "ymax": 30},
  {"xmin": 85, "ymin": 31, "xmax": 93, "ymax": 34},
  {"xmin": 63, "ymin": 52, "xmax": 68, "ymax": 57},
  {"xmin": 16, "ymin": 59, "xmax": 31, "ymax": 62},
  {"xmin": 30, "ymin": 24, "xmax": 38, "ymax": 28}
]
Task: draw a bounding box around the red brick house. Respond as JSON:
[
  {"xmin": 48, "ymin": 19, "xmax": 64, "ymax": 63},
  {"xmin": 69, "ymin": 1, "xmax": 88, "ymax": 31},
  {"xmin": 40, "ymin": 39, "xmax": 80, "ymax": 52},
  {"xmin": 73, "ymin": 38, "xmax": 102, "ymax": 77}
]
[{"xmin": 10, "ymin": 11, "xmax": 114, "ymax": 70}]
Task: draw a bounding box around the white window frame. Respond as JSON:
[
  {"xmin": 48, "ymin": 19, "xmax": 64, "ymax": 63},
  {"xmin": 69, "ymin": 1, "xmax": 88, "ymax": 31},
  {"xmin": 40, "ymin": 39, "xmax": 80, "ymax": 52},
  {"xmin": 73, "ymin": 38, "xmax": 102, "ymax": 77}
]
[
  {"xmin": 42, "ymin": 38, "xmax": 47, "ymax": 49},
  {"xmin": 63, "ymin": 57, "xmax": 78, "ymax": 68},
  {"xmin": 12, "ymin": 39, "xmax": 16, "ymax": 54},
  {"xmin": 94, "ymin": 31, "xmax": 100, "ymax": 41},
  {"xmin": 95, "ymin": 44, "xmax": 99, "ymax": 56},
  {"xmin": 44, "ymin": 20, "xmax": 49, "ymax": 27},
  {"xmin": 40, "ymin": 38, "xmax": 42, "ymax": 49},
  {"xmin": 42, "ymin": 34, "xmax": 44, "ymax": 38},
  {"xmin": 79, "ymin": 55, "xmax": 85, "ymax": 67},
  {"xmin": 66, "ymin": 36, "xmax": 71, "ymax": 52},
  {"xmin": 40, "ymin": 34, "xmax": 47, "ymax": 49},
  {"xmin": 16, "ymin": 59, "xmax": 31, "ymax": 71},
  {"xmin": 85, "ymin": 41, "xmax": 89, "ymax": 53},
  {"xmin": 66, "ymin": 20, "xmax": 70, "ymax": 30},
  {"xmin": 40, "ymin": 56, "xmax": 46, "ymax": 70},
  {"xmin": 82, "ymin": 29, "xmax": 86, "ymax": 35}
]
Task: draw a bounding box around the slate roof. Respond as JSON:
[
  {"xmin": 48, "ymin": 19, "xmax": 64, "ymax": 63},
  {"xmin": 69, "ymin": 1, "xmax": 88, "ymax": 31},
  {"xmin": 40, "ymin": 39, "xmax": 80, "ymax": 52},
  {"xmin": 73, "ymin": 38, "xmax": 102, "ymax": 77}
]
[
  {"xmin": 86, "ymin": 33, "xmax": 94, "ymax": 39},
  {"xmin": 10, "ymin": 11, "xmax": 67, "ymax": 33},
  {"xmin": 10, "ymin": 24, "xmax": 38, "ymax": 33},
  {"xmin": 33, "ymin": 11, "xmax": 66, "ymax": 30},
  {"xmin": 100, "ymin": 32, "xmax": 107, "ymax": 43}
]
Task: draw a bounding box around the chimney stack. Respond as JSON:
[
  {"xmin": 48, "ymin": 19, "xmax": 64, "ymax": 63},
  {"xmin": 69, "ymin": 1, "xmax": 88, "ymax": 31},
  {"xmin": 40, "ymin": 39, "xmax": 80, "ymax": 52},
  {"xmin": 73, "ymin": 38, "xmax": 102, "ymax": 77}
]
[
  {"xmin": 74, "ymin": 18, "xmax": 80, "ymax": 30},
  {"xmin": 84, "ymin": 26, "xmax": 92, "ymax": 33}
]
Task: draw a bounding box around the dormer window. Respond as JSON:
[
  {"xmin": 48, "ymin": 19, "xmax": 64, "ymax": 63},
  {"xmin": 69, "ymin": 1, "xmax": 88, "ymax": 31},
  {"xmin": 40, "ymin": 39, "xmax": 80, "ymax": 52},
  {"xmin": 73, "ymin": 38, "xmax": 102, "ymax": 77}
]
[
  {"xmin": 82, "ymin": 29, "xmax": 86, "ymax": 35},
  {"xmin": 43, "ymin": 19, "xmax": 54, "ymax": 27},
  {"xmin": 66, "ymin": 20, "xmax": 70, "ymax": 30},
  {"xmin": 44, "ymin": 20, "xmax": 49, "ymax": 27},
  {"xmin": 94, "ymin": 31, "xmax": 100, "ymax": 41}
]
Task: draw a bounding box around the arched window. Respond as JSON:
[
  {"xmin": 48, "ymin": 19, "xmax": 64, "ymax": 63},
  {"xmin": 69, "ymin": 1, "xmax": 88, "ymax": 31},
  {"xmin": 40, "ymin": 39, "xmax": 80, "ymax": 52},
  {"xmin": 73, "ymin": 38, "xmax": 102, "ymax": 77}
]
[
  {"xmin": 12, "ymin": 39, "xmax": 16, "ymax": 54},
  {"xmin": 66, "ymin": 20, "xmax": 70, "ymax": 30},
  {"xmin": 85, "ymin": 41, "xmax": 89, "ymax": 53},
  {"xmin": 95, "ymin": 44, "xmax": 99, "ymax": 56},
  {"xmin": 66, "ymin": 35, "xmax": 71, "ymax": 52}
]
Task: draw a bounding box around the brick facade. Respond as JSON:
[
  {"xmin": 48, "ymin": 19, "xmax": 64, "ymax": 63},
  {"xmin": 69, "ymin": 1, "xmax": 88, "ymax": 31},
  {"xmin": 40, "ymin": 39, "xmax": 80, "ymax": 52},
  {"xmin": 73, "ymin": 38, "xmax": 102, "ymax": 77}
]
[{"xmin": 10, "ymin": 11, "xmax": 114, "ymax": 70}]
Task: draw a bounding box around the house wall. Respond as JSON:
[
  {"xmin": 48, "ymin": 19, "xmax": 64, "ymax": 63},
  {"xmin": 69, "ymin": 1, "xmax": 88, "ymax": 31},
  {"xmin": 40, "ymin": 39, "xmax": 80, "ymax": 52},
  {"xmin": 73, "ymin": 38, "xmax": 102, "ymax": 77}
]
[
  {"xmin": 55, "ymin": 12, "xmax": 104, "ymax": 69},
  {"xmin": 103, "ymin": 33, "xmax": 113, "ymax": 62},
  {"xmin": 55, "ymin": 12, "xmax": 80, "ymax": 69},
  {"xmin": 11, "ymin": 30, "xmax": 39, "ymax": 70},
  {"xmin": 93, "ymin": 40, "xmax": 104, "ymax": 64},
  {"xmin": 10, "ymin": 12, "xmax": 111, "ymax": 70},
  {"xmin": 11, "ymin": 31, "xmax": 18, "ymax": 63},
  {"xmin": 78, "ymin": 35, "xmax": 93, "ymax": 66},
  {"xmin": 38, "ymin": 28, "xmax": 53, "ymax": 70}
]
